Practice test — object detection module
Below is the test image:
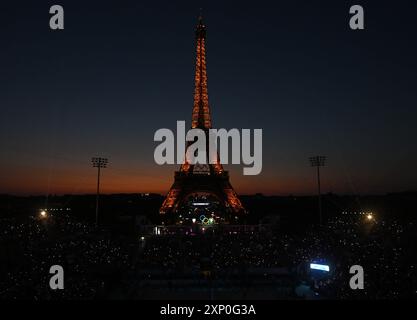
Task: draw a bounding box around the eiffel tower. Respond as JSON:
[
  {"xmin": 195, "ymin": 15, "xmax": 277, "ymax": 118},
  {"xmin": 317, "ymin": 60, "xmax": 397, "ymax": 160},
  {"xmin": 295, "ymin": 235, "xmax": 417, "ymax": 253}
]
[{"xmin": 159, "ymin": 15, "xmax": 245, "ymax": 220}]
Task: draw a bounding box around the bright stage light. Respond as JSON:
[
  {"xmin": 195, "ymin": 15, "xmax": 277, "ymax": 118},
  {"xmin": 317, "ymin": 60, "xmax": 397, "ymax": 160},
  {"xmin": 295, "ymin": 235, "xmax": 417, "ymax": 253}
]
[
  {"xmin": 367, "ymin": 213, "xmax": 373, "ymax": 220},
  {"xmin": 192, "ymin": 218, "xmax": 196, "ymax": 223},
  {"xmin": 40, "ymin": 210, "xmax": 47, "ymax": 217}
]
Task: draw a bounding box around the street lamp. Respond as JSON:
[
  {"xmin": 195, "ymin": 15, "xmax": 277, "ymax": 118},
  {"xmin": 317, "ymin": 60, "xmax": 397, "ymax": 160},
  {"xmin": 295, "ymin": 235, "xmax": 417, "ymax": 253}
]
[
  {"xmin": 309, "ymin": 156, "xmax": 326, "ymax": 225},
  {"xmin": 92, "ymin": 157, "xmax": 108, "ymax": 226}
]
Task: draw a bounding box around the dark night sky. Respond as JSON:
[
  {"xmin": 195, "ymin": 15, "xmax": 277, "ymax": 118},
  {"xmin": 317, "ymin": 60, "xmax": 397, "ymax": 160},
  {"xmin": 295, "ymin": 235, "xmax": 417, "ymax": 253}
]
[{"xmin": 1, "ymin": 0, "xmax": 416, "ymax": 195}]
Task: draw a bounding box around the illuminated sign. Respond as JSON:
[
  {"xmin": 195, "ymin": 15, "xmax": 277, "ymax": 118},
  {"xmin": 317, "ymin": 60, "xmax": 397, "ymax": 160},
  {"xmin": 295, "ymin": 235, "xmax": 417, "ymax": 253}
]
[{"xmin": 310, "ymin": 263, "xmax": 330, "ymax": 272}]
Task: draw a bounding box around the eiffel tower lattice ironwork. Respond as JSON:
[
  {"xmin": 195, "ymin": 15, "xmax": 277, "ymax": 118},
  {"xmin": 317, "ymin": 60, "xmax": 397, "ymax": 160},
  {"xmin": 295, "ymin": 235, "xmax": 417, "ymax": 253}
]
[{"xmin": 159, "ymin": 15, "xmax": 245, "ymax": 217}]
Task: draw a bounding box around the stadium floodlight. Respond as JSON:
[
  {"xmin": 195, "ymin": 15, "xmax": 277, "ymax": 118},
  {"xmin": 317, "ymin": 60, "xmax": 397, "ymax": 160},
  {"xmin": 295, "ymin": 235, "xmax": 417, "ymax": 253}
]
[
  {"xmin": 309, "ymin": 156, "xmax": 327, "ymax": 225},
  {"xmin": 91, "ymin": 157, "xmax": 108, "ymax": 226}
]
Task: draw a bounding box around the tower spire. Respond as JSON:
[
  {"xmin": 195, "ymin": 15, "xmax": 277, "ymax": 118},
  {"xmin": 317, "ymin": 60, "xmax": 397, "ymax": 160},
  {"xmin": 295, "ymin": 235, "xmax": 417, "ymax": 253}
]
[{"xmin": 192, "ymin": 13, "xmax": 211, "ymax": 129}]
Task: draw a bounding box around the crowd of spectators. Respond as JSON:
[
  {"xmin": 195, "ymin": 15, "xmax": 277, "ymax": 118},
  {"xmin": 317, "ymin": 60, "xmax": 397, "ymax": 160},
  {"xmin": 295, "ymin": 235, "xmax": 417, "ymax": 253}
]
[{"xmin": 1, "ymin": 211, "xmax": 416, "ymax": 299}]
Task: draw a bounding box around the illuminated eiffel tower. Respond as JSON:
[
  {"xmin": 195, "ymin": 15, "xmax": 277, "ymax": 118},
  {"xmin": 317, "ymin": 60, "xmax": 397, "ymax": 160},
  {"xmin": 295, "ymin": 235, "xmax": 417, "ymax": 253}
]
[{"xmin": 159, "ymin": 15, "xmax": 245, "ymax": 220}]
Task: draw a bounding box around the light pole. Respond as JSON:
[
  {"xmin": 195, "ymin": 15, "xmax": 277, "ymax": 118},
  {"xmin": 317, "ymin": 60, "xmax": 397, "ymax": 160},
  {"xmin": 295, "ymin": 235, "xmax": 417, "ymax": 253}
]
[
  {"xmin": 92, "ymin": 157, "xmax": 108, "ymax": 226},
  {"xmin": 309, "ymin": 156, "xmax": 326, "ymax": 225}
]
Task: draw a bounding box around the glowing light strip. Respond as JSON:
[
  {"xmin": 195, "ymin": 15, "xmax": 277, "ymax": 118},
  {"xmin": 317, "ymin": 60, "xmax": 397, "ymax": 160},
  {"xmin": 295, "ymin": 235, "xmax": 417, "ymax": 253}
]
[{"xmin": 310, "ymin": 263, "xmax": 330, "ymax": 272}]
